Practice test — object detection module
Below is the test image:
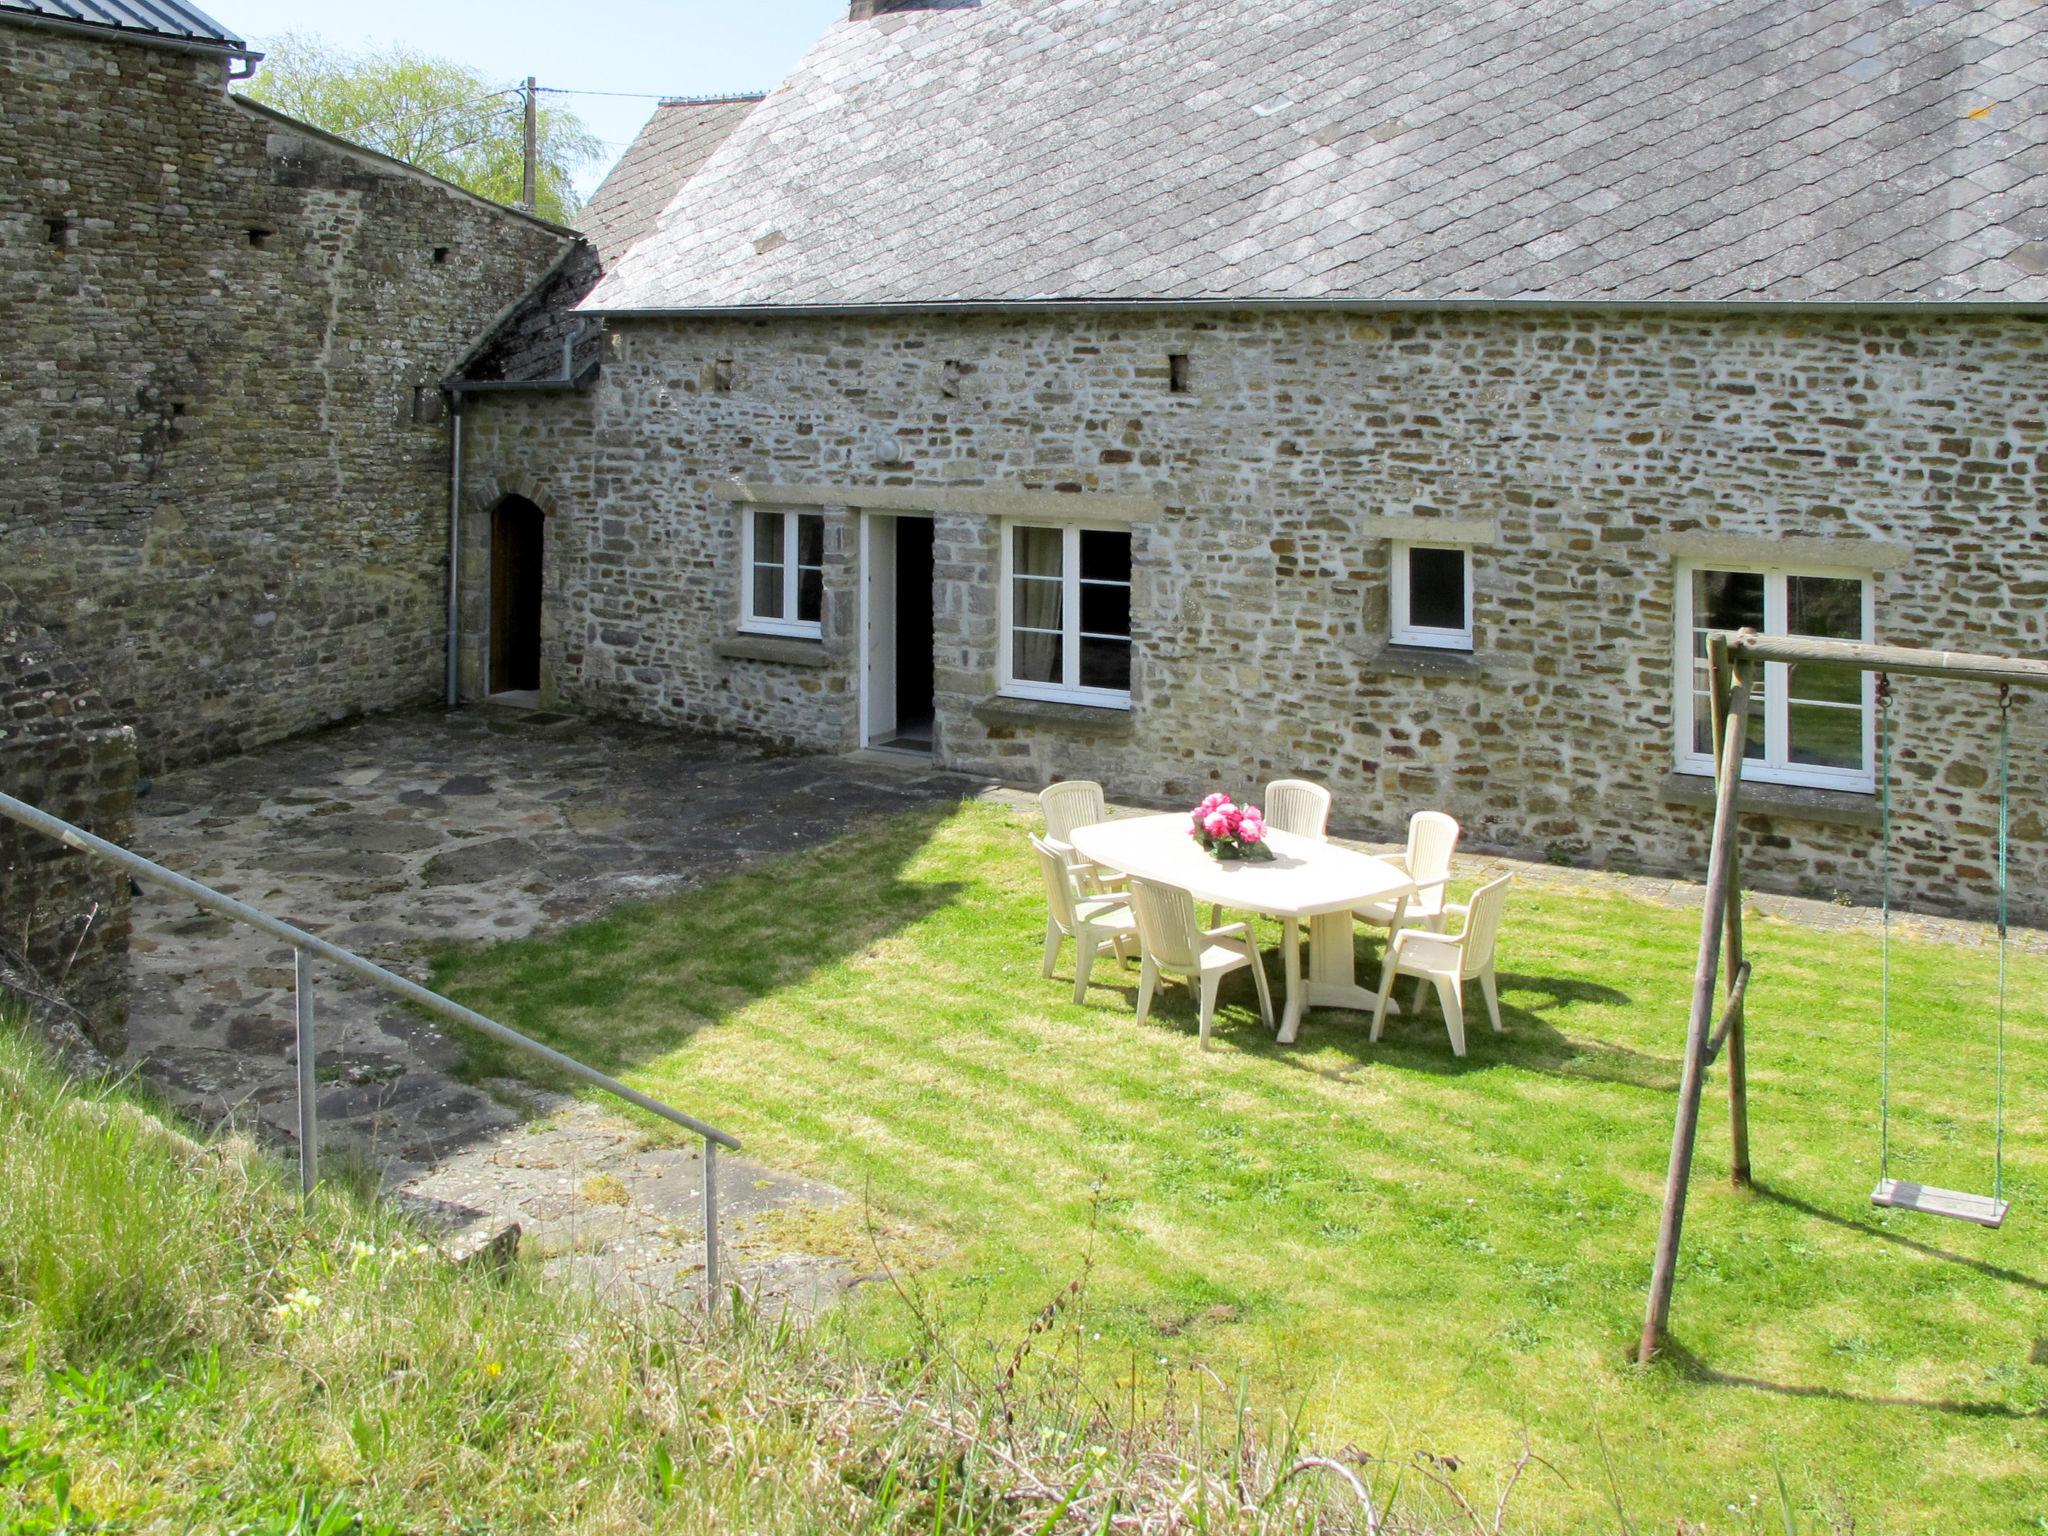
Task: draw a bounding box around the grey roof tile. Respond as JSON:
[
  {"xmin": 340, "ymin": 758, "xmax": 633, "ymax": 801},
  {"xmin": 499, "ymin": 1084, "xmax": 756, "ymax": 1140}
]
[
  {"xmin": 578, "ymin": 95, "xmax": 764, "ymax": 268},
  {"xmin": 584, "ymin": 0, "xmax": 2048, "ymax": 311}
]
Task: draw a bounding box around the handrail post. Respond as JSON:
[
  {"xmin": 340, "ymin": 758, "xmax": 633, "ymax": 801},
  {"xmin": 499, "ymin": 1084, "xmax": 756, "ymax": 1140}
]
[
  {"xmin": 294, "ymin": 946, "xmax": 318, "ymax": 1196},
  {"xmin": 702, "ymin": 1137, "xmax": 721, "ymax": 1312}
]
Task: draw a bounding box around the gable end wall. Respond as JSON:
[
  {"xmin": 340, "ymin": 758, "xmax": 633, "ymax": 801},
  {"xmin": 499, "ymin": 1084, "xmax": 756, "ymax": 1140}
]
[{"xmin": 0, "ymin": 25, "xmax": 572, "ymax": 770}]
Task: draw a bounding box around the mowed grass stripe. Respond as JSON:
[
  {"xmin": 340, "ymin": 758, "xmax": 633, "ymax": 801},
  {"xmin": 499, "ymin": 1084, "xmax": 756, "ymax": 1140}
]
[{"xmin": 434, "ymin": 799, "xmax": 2048, "ymax": 1532}]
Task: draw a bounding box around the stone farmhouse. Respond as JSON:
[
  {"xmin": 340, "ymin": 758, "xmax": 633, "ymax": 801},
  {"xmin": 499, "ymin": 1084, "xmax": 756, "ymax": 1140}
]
[
  {"xmin": 457, "ymin": 0, "xmax": 2048, "ymax": 923},
  {"xmin": 4, "ymin": 0, "xmax": 2046, "ymax": 1049}
]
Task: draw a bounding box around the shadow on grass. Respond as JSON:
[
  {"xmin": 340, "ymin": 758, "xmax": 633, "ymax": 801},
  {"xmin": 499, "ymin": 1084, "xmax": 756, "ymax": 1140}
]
[
  {"xmin": 1194, "ymin": 946, "xmax": 1675, "ymax": 1089},
  {"xmin": 1655, "ymin": 1337, "xmax": 2047, "ymax": 1419},
  {"xmin": 1090, "ymin": 950, "xmax": 1676, "ymax": 1090},
  {"xmin": 1349, "ymin": 969, "xmax": 1677, "ymax": 1087},
  {"xmin": 1751, "ymin": 1179, "xmax": 2047, "ymax": 1294},
  {"xmin": 433, "ymin": 799, "xmax": 973, "ymax": 1090}
]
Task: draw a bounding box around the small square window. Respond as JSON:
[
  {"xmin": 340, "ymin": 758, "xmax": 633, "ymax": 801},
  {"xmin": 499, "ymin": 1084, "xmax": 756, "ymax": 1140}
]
[
  {"xmin": 433, "ymin": 246, "xmax": 451, "ymax": 265},
  {"xmin": 46, "ymin": 217, "xmax": 71, "ymax": 247},
  {"xmin": 1390, "ymin": 542, "xmax": 1472, "ymax": 651},
  {"xmin": 247, "ymin": 227, "xmax": 272, "ymax": 248}
]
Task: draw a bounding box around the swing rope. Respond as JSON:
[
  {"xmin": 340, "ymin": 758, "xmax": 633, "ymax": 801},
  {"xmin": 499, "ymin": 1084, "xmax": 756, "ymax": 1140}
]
[
  {"xmin": 1877, "ymin": 672, "xmax": 1893, "ymax": 1186},
  {"xmin": 1873, "ymin": 672, "xmax": 2012, "ymax": 1223},
  {"xmin": 1995, "ymin": 684, "xmax": 2010, "ymax": 1205}
]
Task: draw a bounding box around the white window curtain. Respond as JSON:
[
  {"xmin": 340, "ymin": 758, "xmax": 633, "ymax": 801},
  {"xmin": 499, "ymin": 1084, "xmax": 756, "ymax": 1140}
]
[
  {"xmin": 741, "ymin": 509, "xmax": 824, "ymax": 638},
  {"xmin": 1002, "ymin": 523, "xmax": 1132, "ymax": 706}
]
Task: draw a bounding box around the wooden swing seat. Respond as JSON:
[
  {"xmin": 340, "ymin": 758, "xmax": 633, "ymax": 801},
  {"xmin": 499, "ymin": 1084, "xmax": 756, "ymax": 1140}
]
[{"xmin": 1871, "ymin": 1179, "xmax": 2009, "ymax": 1229}]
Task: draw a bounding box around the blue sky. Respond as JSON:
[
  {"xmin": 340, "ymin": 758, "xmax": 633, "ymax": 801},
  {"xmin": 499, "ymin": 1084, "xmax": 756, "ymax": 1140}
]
[{"xmin": 219, "ymin": 1, "xmax": 845, "ymax": 195}]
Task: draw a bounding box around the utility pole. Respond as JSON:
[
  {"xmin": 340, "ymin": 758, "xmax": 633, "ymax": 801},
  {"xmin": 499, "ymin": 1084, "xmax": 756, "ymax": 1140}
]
[{"xmin": 521, "ymin": 75, "xmax": 538, "ymax": 213}]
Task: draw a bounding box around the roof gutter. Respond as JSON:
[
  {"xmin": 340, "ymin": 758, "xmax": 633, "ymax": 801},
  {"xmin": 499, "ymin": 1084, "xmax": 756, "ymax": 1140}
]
[
  {"xmin": 0, "ymin": 8, "xmax": 261, "ymax": 75},
  {"xmin": 580, "ymin": 296, "xmax": 2048, "ymax": 321}
]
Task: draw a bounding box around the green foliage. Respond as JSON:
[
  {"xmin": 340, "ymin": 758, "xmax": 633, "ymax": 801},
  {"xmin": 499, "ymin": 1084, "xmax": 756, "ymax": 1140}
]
[
  {"xmin": 432, "ymin": 800, "xmax": 2048, "ymax": 1532},
  {"xmin": 241, "ymin": 32, "xmax": 600, "ymax": 224},
  {"xmin": 0, "ymin": 1014, "xmax": 1368, "ymax": 1534}
]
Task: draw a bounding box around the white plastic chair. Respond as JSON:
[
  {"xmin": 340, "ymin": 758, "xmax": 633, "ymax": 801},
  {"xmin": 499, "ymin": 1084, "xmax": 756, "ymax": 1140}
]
[
  {"xmin": 1127, "ymin": 876, "xmax": 1274, "ymax": 1049},
  {"xmin": 1245, "ymin": 779, "xmax": 1335, "ymax": 934},
  {"xmin": 1262, "ymin": 779, "xmax": 1332, "ymax": 841},
  {"xmin": 1038, "ymin": 779, "xmax": 1122, "ymax": 892},
  {"xmin": 1031, "ymin": 835, "xmax": 1135, "ymax": 1004},
  {"xmin": 1369, "ymin": 874, "xmax": 1512, "ymax": 1057},
  {"xmin": 1038, "ymin": 779, "xmax": 1105, "ymax": 848},
  {"xmin": 1356, "ymin": 810, "xmax": 1460, "ymax": 938}
]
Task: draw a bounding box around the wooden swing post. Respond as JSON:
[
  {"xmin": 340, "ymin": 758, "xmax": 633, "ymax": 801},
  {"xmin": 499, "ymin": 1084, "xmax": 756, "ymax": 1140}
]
[
  {"xmin": 1714, "ymin": 639, "xmax": 1751, "ymax": 1186},
  {"xmin": 1642, "ymin": 629, "xmax": 2048, "ymax": 1362},
  {"xmin": 1640, "ymin": 636, "xmax": 1751, "ymax": 1364}
]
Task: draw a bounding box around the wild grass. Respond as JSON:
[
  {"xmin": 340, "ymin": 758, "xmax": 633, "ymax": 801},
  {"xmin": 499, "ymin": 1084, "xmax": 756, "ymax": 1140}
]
[
  {"xmin": 433, "ymin": 800, "xmax": 2048, "ymax": 1534},
  {"xmin": 0, "ymin": 1008, "xmax": 1525, "ymax": 1534}
]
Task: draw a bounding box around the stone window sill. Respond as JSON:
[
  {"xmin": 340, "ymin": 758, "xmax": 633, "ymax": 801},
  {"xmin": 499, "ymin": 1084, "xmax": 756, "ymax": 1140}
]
[
  {"xmin": 714, "ymin": 635, "xmax": 832, "ymax": 668},
  {"xmin": 1359, "ymin": 644, "xmax": 1487, "ymax": 680},
  {"xmin": 971, "ymin": 695, "xmax": 1137, "ymax": 735},
  {"xmin": 1658, "ymin": 771, "xmax": 1881, "ymax": 829}
]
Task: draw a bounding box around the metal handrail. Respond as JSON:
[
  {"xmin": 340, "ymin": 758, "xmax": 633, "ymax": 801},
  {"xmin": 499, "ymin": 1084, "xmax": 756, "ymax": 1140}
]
[{"xmin": 0, "ymin": 787, "xmax": 738, "ymax": 1305}]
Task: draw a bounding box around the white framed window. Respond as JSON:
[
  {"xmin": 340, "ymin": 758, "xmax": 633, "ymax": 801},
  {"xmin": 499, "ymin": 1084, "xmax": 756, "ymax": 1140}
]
[
  {"xmin": 740, "ymin": 507, "xmax": 824, "ymax": 638},
  {"xmin": 1390, "ymin": 542, "xmax": 1473, "ymax": 651},
  {"xmin": 1674, "ymin": 565, "xmax": 1875, "ymax": 791},
  {"xmin": 999, "ymin": 522, "xmax": 1132, "ymax": 707}
]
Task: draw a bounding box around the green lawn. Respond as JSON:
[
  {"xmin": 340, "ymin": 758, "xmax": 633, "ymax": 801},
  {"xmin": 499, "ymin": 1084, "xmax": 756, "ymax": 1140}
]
[
  {"xmin": 10, "ymin": 1010, "xmax": 1354, "ymax": 1534},
  {"xmin": 436, "ymin": 800, "xmax": 2048, "ymax": 1533}
]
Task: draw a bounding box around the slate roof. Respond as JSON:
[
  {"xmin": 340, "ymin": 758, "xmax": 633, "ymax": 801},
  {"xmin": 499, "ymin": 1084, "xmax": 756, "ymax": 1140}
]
[
  {"xmin": 0, "ymin": 0, "xmax": 247, "ymax": 50},
  {"xmin": 580, "ymin": 94, "xmax": 765, "ymax": 268},
  {"xmin": 584, "ymin": 0, "xmax": 2048, "ymax": 313},
  {"xmin": 455, "ymin": 95, "xmax": 760, "ymax": 383}
]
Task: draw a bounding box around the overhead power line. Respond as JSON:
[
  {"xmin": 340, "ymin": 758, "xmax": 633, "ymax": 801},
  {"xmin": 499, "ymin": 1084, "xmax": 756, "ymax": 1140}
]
[{"xmin": 529, "ymin": 85, "xmax": 767, "ymax": 102}]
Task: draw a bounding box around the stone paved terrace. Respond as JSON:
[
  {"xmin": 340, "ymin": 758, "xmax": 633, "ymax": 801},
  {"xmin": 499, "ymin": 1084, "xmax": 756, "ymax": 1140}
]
[
  {"xmin": 118, "ymin": 708, "xmax": 2039, "ymax": 1309},
  {"xmin": 125, "ymin": 705, "xmax": 979, "ymax": 1310}
]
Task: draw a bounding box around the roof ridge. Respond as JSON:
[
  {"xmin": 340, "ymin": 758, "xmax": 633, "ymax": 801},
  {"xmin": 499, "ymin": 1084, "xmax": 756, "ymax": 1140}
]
[{"xmin": 657, "ymin": 91, "xmax": 770, "ymax": 107}]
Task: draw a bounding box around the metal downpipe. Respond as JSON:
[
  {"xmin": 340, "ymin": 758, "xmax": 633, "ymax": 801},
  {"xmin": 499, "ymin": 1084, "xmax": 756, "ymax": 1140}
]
[{"xmin": 446, "ymin": 403, "xmax": 462, "ymax": 707}]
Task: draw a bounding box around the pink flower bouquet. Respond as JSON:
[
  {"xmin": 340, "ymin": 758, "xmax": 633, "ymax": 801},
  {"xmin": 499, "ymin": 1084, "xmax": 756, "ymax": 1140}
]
[{"xmin": 1189, "ymin": 793, "xmax": 1275, "ymax": 862}]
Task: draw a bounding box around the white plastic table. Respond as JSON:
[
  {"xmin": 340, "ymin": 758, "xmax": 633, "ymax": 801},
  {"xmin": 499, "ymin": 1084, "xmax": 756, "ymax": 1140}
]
[{"xmin": 1070, "ymin": 814, "xmax": 1415, "ymax": 1044}]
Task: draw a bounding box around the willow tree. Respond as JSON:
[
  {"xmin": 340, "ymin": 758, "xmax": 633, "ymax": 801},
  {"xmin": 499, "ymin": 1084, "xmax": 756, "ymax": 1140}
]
[{"xmin": 243, "ymin": 32, "xmax": 601, "ymax": 224}]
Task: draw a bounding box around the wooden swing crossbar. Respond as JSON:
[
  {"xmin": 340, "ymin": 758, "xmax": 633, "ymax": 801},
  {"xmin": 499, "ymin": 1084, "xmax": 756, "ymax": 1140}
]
[
  {"xmin": 1638, "ymin": 629, "xmax": 2048, "ymax": 1364},
  {"xmin": 1726, "ymin": 630, "xmax": 2048, "ymax": 686}
]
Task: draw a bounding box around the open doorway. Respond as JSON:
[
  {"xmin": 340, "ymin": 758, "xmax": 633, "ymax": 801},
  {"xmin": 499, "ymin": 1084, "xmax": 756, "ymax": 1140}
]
[
  {"xmin": 489, "ymin": 495, "xmax": 544, "ymax": 697},
  {"xmin": 862, "ymin": 513, "xmax": 935, "ymax": 754}
]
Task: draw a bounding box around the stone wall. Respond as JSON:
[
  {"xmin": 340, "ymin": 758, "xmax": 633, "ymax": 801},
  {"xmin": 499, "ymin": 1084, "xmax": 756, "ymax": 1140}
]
[
  {"xmin": 459, "ymin": 308, "xmax": 2048, "ymax": 921},
  {"xmin": 0, "ymin": 25, "xmax": 573, "ymax": 771},
  {"xmin": 0, "ymin": 585, "xmax": 137, "ymax": 1055}
]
